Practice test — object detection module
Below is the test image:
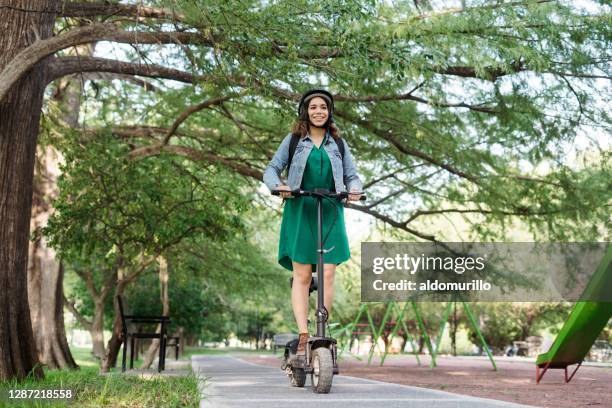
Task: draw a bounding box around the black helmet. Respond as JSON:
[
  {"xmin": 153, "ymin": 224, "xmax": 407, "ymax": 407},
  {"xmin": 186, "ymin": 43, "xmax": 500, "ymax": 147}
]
[{"xmin": 297, "ymin": 89, "xmax": 334, "ymax": 127}]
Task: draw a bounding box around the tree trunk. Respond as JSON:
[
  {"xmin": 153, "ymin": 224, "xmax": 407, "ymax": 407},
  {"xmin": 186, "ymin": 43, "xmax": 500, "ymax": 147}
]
[
  {"xmin": 0, "ymin": 0, "xmax": 58, "ymax": 381},
  {"xmin": 451, "ymin": 302, "xmax": 458, "ymax": 356},
  {"xmin": 99, "ymin": 256, "xmax": 155, "ymax": 371},
  {"xmin": 100, "ymin": 301, "xmax": 123, "ymax": 372},
  {"xmin": 90, "ymin": 301, "xmax": 106, "ymax": 360},
  {"xmin": 27, "ymin": 143, "xmax": 78, "ymax": 370},
  {"xmin": 100, "ymin": 273, "xmax": 128, "ymax": 373},
  {"xmin": 141, "ymin": 257, "xmax": 169, "ymax": 368},
  {"xmin": 27, "ymin": 255, "xmax": 78, "ymax": 370},
  {"xmin": 63, "ymin": 283, "xmax": 110, "ymax": 361}
]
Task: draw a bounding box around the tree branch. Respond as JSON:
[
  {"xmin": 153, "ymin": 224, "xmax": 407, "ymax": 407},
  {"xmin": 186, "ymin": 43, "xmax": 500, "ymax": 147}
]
[
  {"xmin": 344, "ymin": 203, "xmax": 439, "ymax": 242},
  {"xmin": 410, "ymin": 0, "xmax": 554, "ymax": 20},
  {"xmin": 79, "ymin": 71, "xmax": 159, "ymax": 91},
  {"xmin": 364, "ymin": 188, "xmax": 407, "ymax": 209},
  {"xmin": 403, "ymin": 206, "xmax": 574, "ymax": 225},
  {"xmin": 62, "ymin": 294, "xmax": 93, "ymax": 330},
  {"xmin": 129, "ymin": 144, "xmax": 264, "ymax": 180},
  {"xmin": 363, "ymin": 165, "xmax": 423, "ymax": 189},
  {"xmin": 46, "ymin": 56, "xmax": 201, "ymax": 86},
  {"xmin": 73, "ymin": 267, "xmax": 99, "ymax": 299},
  {"xmin": 60, "ymin": 2, "xmax": 185, "ymax": 21},
  {"xmin": 333, "ymin": 81, "xmax": 499, "ymax": 113},
  {"xmin": 161, "ymin": 94, "xmax": 239, "ymax": 146},
  {"xmin": 0, "ymin": 23, "xmax": 214, "ymax": 102},
  {"xmin": 334, "ymin": 109, "xmax": 481, "ymax": 184}
]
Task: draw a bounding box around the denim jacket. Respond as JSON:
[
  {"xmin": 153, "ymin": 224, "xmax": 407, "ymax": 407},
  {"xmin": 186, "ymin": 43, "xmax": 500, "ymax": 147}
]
[{"xmin": 263, "ymin": 130, "xmax": 363, "ymax": 193}]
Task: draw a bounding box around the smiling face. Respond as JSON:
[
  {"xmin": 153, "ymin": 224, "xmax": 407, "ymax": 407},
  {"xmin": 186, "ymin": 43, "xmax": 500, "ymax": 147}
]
[{"xmin": 307, "ymin": 96, "xmax": 329, "ymax": 128}]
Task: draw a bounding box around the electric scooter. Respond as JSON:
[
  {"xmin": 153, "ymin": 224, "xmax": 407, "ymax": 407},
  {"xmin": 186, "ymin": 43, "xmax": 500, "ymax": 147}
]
[{"xmin": 271, "ymin": 187, "xmax": 366, "ymax": 393}]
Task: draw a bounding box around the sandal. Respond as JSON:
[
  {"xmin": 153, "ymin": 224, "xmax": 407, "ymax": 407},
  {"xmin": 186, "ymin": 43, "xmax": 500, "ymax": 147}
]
[{"xmin": 296, "ymin": 332, "xmax": 309, "ymax": 356}]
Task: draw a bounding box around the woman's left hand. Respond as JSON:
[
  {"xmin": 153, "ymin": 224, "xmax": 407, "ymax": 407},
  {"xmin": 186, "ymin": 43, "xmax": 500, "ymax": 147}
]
[{"xmin": 347, "ymin": 188, "xmax": 362, "ymax": 201}]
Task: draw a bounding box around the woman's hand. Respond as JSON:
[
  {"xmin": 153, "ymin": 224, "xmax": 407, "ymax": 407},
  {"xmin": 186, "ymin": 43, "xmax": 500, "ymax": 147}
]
[
  {"xmin": 348, "ymin": 188, "xmax": 362, "ymax": 201},
  {"xmin": 277, "ymin": 184, "xmax": 293, "ymax": 199}
]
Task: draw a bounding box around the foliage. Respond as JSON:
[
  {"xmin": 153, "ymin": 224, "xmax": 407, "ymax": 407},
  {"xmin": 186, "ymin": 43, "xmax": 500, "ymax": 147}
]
[
  {"xmin": 0, "ymin": 347, "xmax": 200, "ymax": 407},
  {"xmin": 467, "ymin": 302, "xmax": 573, "ymax": 352},
  {"xmin": 44, "ymin": 131, "xmax": 248, "ymax": 268},
  {"xmin": 45, "ymin": 0, "xmax": 611, "ymax": 243},
  {"xmin": 123, "ymin": 266, "xmax": 208, "ymax": 338}
]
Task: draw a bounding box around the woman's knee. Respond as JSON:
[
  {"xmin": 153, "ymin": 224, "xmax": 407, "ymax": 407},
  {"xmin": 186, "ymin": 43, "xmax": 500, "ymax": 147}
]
[
  {"xmin": 323, "ymin": 264, "xmax": 336, "ymax": 282},
  {"xmin": 292, "ymin": 262, "xmax": 312, "ymax": 285}
]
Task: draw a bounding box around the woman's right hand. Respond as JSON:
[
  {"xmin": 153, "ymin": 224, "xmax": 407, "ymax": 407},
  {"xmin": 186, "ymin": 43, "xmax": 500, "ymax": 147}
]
[{"xmin": 277, "ymin": 184, "xmax": 293, "ymax": 199}]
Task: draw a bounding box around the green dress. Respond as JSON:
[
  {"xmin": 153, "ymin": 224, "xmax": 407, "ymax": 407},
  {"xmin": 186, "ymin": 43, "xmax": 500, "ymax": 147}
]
[{"xmin": 278, "ymin": 138, "xmax": 350, "ymax": 271}]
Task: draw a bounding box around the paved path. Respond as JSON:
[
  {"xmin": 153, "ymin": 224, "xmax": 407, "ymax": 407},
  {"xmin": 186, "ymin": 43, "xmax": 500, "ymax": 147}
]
[{"xmin": 193, "ymin": 355, "xmax": 538, "ymax": 408}]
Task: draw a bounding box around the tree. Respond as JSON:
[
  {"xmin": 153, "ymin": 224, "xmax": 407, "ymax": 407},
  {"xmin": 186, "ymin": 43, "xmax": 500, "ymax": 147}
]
[
  {"xmin": 0, "ymin": 0, "xmax": 59, "ymax": 381},
  {"xmin": 1, "ymin": 0, "xmax": 609, "ymax": 380},
  {"xmin": 26, "ymin": 41, "xmax": 95, "ymax": 371},
  {"xmin": 44, "ymin": 132, "xmax": 249, "ymax": 371},
  {"xmin": 466, "ymin": 302, "xmax": 573, "ymax": 354}
]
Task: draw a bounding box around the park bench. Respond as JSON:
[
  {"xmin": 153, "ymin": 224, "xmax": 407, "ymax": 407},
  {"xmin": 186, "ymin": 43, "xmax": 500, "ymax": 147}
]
[
  {"xmin": 272, "ymin": 333, "xmax": 298, "ymax": 354},
  {"xmin": 117, "ymin": 295, "xmax": 180, "ymax": 372}
]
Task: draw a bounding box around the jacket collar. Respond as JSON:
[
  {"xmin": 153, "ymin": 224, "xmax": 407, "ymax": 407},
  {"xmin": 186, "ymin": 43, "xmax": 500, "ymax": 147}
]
[{"xmin": 304, "ymin": 129, "xmax": 331, "ymax": 145}]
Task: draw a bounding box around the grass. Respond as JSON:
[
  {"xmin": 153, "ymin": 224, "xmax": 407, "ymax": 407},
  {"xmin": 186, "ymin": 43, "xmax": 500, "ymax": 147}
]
[
  {"xmin": 0, "ymin": 346, "xmax": 200, "ymax": 407},
  {"xmin": 181, "ymin": 346, "xmax": 275, "ymax": 360}
]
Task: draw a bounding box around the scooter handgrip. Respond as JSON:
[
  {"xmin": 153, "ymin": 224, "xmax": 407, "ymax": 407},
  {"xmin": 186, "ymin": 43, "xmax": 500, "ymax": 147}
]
[{"xmin": 347, "ymin": 192, "xmax": 367, "ymax": 201}]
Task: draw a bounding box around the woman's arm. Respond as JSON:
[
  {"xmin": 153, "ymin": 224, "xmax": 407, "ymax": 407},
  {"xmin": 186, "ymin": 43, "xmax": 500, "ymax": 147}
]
[
  {"xmin": 263, "ymin": 133, "xmax": 292, "ymax": 191},
  {"xmin": 341, "ymin": 139, "xmax": 363, "ymax": 192}
]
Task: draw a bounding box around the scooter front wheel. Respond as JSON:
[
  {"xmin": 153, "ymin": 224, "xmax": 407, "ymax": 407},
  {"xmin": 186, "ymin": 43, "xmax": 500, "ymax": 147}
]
[
  {"xmin": 290, "ymin": 367, "xmax": 306, "ymax": 387},
  {"xmin": 311, "ymin": 347, "xmax": 333, "ymax": 393}
]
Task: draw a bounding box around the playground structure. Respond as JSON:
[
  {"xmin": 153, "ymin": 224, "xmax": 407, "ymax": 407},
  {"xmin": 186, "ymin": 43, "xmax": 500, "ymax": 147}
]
[
  {"xmin": 535, "ymin": 246, "xmax": 612, "ymax": 383},
  {"xmin": 333, "ymin": 300, "xmax": 498, "ymax": 370}
]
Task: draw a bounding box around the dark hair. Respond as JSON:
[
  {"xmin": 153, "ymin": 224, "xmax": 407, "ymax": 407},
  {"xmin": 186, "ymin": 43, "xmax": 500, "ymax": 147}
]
[{"xmin": 291, "ymin": 120, "xmax": 340, "ymax": 141}]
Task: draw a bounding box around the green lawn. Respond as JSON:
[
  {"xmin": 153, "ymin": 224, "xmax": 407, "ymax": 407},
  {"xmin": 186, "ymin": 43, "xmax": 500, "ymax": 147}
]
[
  {"xmin": 181, "ymin": 346, "xmax": 275, "ymax": 359},
  {"xmin": 0, "ymin": 346, "xmax": 200, "ymax": 407}
]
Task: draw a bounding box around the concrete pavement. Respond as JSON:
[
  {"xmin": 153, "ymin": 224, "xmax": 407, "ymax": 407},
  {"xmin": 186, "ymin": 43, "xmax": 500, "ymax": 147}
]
[{"xmin": 193, "ymin": 354, "xmax": 539, "ymax": 408}]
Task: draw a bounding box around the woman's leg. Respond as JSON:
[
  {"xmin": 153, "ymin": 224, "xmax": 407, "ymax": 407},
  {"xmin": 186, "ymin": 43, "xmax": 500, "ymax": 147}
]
[
  {"xmin": 291, "ymin": 261, "xmax": 312, "ymax": 334},
  {"xmin": 323, "ymin": 263, "xmax": 336, "ymax": 318}
]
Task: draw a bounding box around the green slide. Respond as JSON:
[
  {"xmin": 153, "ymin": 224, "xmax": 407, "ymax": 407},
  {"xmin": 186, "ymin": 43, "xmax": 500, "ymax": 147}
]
[{"xmin": 535, "ymin": 245, "xmax": 612, "ymax": 383}]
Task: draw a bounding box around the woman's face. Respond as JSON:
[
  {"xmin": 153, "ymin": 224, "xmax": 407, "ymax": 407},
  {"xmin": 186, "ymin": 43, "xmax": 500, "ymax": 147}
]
[{"xmin": 307, "ymin": 97, "xmax": 329, "ymax": 127}]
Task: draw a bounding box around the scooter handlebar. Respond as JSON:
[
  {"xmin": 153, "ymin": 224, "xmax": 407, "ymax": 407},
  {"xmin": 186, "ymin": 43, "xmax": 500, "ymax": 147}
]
[{"xmin": 272, "ymin": 189, "xmax": 366, "ymax": 201}]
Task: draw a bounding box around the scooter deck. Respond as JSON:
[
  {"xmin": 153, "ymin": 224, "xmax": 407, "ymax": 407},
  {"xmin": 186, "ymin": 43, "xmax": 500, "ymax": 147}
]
[{"xmin": 283, "ymin": 336, "xmax": 340, "ymax": 374}]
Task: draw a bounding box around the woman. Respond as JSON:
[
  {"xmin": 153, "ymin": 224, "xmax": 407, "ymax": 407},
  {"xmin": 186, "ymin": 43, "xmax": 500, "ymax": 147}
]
[{"xmin": 263, "ymin": 89, "xmax": 363, "ymax": 356}]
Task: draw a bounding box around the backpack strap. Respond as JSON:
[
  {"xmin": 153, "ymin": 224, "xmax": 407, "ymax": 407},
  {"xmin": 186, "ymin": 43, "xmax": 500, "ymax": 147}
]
[
  {"xmin": 337, "ymin": 137, "xmax": 345, "ymax": 162},
  {"xmin": 286, "ymin": 133, "xmax": 300, "ymax": 175}
]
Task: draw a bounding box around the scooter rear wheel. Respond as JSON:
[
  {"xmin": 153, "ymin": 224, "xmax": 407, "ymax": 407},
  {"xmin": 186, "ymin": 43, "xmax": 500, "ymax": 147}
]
[
  {"xmin": 311, "ymin": 347, "xmax": 333, "ymax": 393},
  {"xmin": 290, "ymin": 367, "xmax": 306, "ymax": 387}
]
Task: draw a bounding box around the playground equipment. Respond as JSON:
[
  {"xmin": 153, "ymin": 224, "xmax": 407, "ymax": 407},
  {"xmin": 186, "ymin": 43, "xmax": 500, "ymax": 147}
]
[
  {"xmin": 535, "ymin": 246, "xmax": 612, "ymax": 383},
  {"xmin": 336, "ymin": 300, "xmax": 497, "ymax": 370},
  {"xmin": 338, "ymin": 302, "xmax": 433, "ymax": 366},
  {"xmin": 432, "ymin": 300, "xmax": 497, "ymax": 370},
  {"xmin": 272, "ymin": 187, "xmax": 365, "ymax": 394}
]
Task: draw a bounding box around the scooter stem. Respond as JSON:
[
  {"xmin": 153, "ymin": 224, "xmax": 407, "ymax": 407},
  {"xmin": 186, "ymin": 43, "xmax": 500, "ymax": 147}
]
[{"xmin": 316, "ymin": 195, "xmax": 326, "ymax": 338}]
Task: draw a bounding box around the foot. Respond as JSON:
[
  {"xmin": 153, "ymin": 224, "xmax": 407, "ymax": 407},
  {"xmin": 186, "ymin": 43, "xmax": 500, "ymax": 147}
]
[{"xmin": 297, "ymin": 332, "xmax": 309, "ymax": 356}]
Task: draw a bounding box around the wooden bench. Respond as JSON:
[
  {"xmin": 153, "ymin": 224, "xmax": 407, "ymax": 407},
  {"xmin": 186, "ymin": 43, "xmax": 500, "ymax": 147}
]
[
  {"xmin": 272, "ymin": 333, "xmax": 298, "ymax": 354},
  {"xmin": 117, "ymin": 295, "xmax": 178, "ymax": 372}
]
